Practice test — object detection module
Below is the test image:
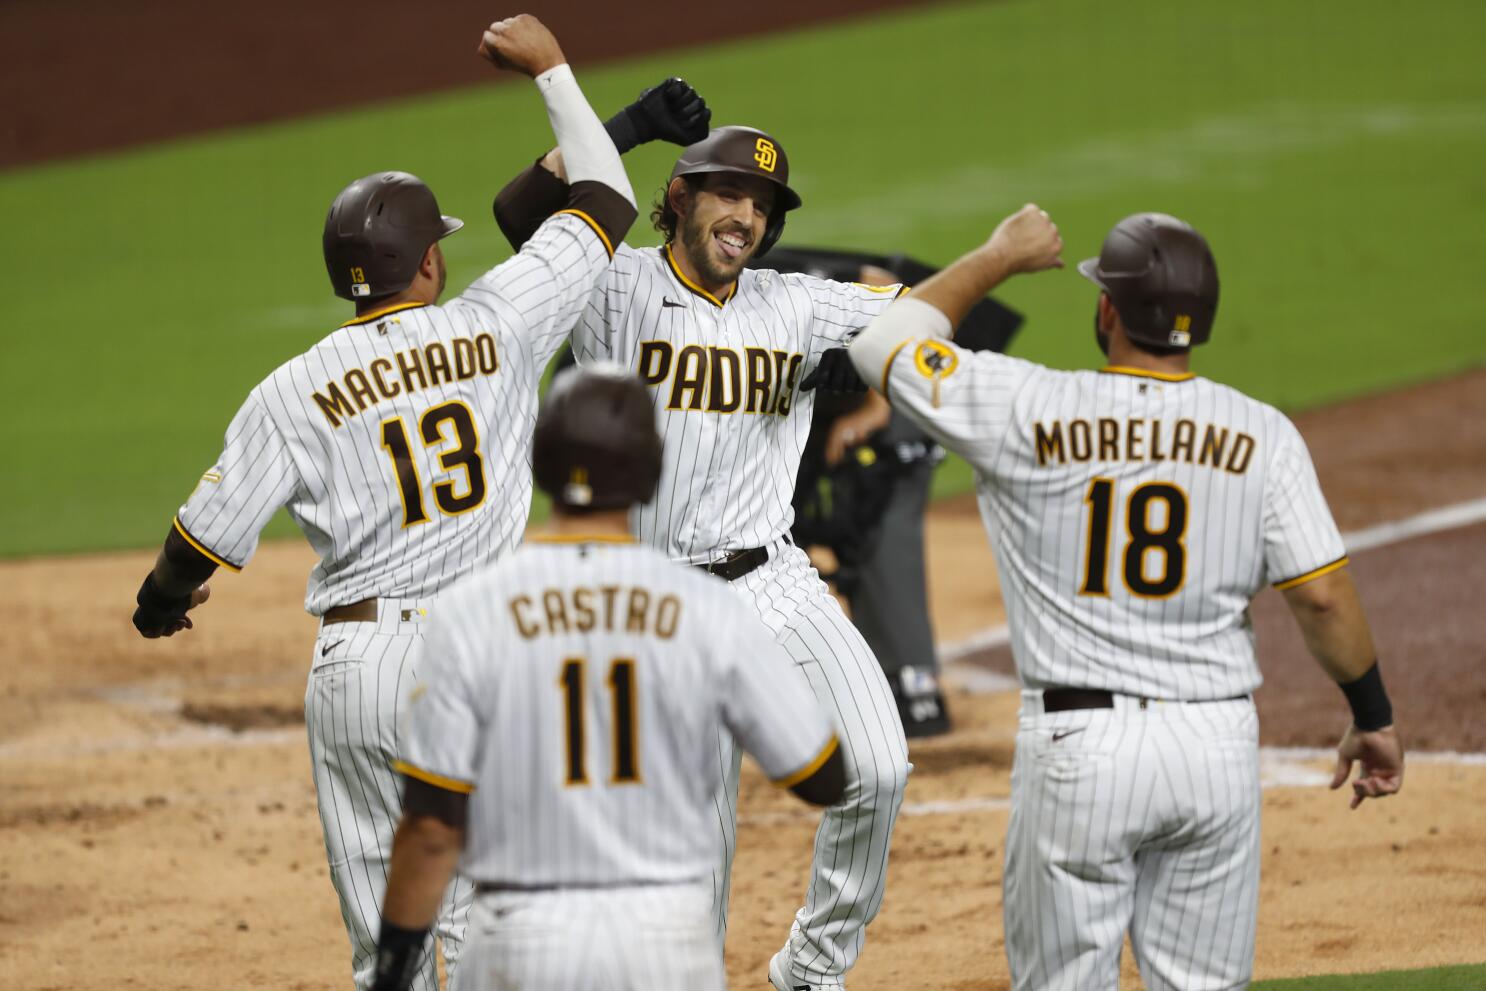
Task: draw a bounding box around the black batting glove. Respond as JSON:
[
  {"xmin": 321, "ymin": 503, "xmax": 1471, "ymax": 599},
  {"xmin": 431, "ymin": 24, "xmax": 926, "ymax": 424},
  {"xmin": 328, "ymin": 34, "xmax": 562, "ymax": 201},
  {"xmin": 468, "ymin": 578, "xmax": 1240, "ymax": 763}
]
[
  {"xmin": 800, "ymin": 348, "xmax": 868, "ymax": 393},
  {"xmin": 132, "ymin": 573, "xmax": 191, "ymax": 638},
  {"xmin": 604, "ymin": 77, "xmax": 711, "ymax": 154}
]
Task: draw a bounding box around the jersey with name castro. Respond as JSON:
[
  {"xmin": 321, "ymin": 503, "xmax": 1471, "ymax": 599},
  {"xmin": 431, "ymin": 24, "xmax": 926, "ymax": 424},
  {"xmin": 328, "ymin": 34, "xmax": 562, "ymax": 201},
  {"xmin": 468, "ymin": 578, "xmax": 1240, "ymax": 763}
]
[
  {"xmin": 569, "ymin": 244, "xmax": 904, "ymax": 562},
  {"xmin": 174, "ymin": 212, "xmax": 613, "ymax": 614},
  {"xmin": 883, "ymin": 347, "xmax": 1346, "ymax": 699},
  {"xmin": 397, "ymin": 537, "xmax": 836, "ymax": 887}
]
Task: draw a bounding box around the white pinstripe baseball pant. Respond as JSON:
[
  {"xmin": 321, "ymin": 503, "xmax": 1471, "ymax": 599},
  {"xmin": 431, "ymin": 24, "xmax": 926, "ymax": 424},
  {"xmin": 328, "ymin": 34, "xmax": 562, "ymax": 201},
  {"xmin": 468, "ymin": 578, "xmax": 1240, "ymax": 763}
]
[
  {"xmin": 305, "ymin": 599, "xmax": 475, "ymax": 990},
  {"xmin": 711, "ymin": 540, "xmax": 911, "ymax": 984},
  {"xmin": 1004, "ymin": 692, "xmax": 1261, "ymax": 991},
  {"xmin": 458, "ymin": 883, "xmax": 722, "ymax": 990}
]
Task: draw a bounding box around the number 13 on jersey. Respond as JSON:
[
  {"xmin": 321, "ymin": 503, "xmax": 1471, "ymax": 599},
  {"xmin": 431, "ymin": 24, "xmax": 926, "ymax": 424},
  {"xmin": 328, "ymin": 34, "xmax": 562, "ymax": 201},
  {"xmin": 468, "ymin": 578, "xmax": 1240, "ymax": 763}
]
[{"xmin": 1081, "ymin": 478, "xmax": 1189, "ymax": 598}]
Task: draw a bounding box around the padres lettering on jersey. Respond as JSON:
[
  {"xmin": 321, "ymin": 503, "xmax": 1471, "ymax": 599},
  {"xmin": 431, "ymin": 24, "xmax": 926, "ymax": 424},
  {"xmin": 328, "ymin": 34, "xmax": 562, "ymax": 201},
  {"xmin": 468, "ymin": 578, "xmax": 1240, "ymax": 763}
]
[
  {"xmin": 397, "ymin": 538, "xmax": 836, "ymax": 887},
  {"xmin": 570, "ymin": 243, "xmax": 905, "ymax": 562},
  {"xmin": 880, "ymin": 348, "xmax": 1346, "ymax": 699},
  {"xmin": 173, "ymin": 212, "xmax": 613, "ymax": 614}
]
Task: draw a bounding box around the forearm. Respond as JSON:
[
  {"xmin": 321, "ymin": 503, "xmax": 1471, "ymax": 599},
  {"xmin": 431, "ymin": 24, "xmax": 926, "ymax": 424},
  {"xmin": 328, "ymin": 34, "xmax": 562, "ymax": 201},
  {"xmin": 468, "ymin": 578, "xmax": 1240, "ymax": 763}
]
[
  {"xmin": 908, "ymin": 244, "xmax": 1017, "ymax": 329},
  {"xmin": 535, "ymin": 64, "xmax": 634, "ymax": 206},
  {"xmin": 1283, "ymin": 571, "xmax": 1377, "ymax": 684},
  {"xmin": 380, "ymin": 815, "xmax": 465, "ymax": 929},
  {"xmin": 152, "ymin": 526, "xmax": 218, "ymax": 598}
]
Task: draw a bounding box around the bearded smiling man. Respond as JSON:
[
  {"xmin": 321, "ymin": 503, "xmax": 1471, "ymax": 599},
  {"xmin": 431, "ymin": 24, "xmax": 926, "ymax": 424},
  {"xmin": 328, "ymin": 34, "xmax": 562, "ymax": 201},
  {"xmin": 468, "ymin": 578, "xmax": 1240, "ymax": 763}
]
[{"xmin": 494, "ymin": 124, "xmax": 913, "ymax": 990}]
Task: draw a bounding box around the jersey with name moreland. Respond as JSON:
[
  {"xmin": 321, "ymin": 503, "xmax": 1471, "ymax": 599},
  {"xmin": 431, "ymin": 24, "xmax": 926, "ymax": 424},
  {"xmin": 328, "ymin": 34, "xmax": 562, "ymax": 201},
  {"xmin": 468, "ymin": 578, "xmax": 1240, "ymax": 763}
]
[
  {"xmin": 883, "ymin": 348, "xmax": 1346, "ymax": 699},
  {"xmin": 398, "ymin": 538, "xmax": 836, "ymax": 887},
  {"xmin": 175, "ymin": 212, "xmax": 611, "ymax": 614},
  {"xmin": 570, "ymin": 244, "xmax": 904, "ymax": 562}
]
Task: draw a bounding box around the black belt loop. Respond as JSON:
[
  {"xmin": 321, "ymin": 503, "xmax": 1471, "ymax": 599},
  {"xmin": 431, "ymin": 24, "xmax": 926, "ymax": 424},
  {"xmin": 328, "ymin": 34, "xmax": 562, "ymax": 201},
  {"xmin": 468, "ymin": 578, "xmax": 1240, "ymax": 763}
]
[{"xmin": 695, "ymin": 545, "xmax": 769, "ymax": 582}]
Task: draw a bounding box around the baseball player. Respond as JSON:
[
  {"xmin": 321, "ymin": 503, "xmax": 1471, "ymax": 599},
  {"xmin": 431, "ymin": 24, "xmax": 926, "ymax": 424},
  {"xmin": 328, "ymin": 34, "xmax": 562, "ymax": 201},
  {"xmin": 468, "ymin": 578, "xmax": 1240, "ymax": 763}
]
[
  {"xmin": 366, "ymin": 366, "xmax": 846, "ymax": 991},
  {"xmin": 128, "ymin": 16, "xmax": 641, "ymax": 989},
  {"xmin": 492, "ymin": 127, "xmax": 913, "ymax": 988},
  {"xmin": 847, "ymin": 206, "xmax": 1406, "ymax": 990}
]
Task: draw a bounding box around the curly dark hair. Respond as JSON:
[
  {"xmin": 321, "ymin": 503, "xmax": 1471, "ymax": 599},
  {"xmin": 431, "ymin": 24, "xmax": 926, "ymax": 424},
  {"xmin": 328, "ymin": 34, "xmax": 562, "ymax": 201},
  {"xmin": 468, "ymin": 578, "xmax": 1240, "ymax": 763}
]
[{"xmin": 649, "ymin": 176, "xmax": 700, "ymax": 244}]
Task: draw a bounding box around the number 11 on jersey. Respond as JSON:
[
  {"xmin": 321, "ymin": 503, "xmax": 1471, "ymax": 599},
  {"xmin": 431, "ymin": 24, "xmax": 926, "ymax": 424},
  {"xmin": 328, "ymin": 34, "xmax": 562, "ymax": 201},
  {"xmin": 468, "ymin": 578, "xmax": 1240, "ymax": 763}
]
[{"xmin": 560, "ymin": 658, "xmax": 641, "ymax": 786}]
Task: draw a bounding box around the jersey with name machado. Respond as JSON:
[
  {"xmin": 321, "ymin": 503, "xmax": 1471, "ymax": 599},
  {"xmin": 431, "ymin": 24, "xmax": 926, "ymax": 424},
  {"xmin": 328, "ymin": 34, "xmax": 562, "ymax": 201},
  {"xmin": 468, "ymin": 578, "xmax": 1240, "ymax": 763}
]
[{"xmin": 174, "ymin": 213, "xmax": 611, "ymax": 614}]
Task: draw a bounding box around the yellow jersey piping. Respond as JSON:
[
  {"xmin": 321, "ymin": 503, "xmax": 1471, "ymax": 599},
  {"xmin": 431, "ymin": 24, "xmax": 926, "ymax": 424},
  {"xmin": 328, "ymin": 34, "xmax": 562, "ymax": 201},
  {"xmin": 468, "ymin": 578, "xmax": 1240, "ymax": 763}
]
[
  {"xmin": 557, "ymin": 208, "xmax": 615, "ymax": 259},
  {"xmin": 1099, "ymin": 365, "xmax": 1195, "ymax": 383},
  {"xmin": 392, "ymin": 759, "xmax": 476, "ymax": 794},
  {"xmin": 772, "ymin": 735, "xmax": 840, "ymax": 789},
  {"xmin": 664, "ymin": 244, "xmax": 735, "ymax": 308},
  {"xmin": 172, "ymin": 517, "xmax": 241, "ymax": 573},
  {"xmin": 1273, "ymin": 556, "xmax": 1350, "ymax": 591},
  {"xmin": 340, "ymin": 302, "xmax": 428, "ymax": 328}
]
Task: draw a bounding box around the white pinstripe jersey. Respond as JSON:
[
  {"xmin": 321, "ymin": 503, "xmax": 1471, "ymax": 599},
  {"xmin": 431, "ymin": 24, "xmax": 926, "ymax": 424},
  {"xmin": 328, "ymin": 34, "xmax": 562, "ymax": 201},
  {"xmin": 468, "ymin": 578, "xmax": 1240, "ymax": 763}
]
[
  {"xmin": 569, "ymin": 244, "xmax": 904, "ymax": 562},
  {"xmin": 882, "ymin": 346, "xmax": 1346, "ymax": 699},
  {"xmin": 174, "ymin": 212, "xmax": 614, "ymax": 615},
  {"xmin": 397, "ymin": 536, "xmax": 837, "ymax": 886}
]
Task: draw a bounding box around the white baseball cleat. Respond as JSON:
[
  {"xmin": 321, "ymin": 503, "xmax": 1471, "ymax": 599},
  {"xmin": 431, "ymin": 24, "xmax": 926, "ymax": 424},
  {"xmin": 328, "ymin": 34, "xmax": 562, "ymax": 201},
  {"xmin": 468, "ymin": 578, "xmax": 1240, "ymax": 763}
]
[{"xmin": 768, "ymin": 946, "xmax": 839, "ymax": 991}]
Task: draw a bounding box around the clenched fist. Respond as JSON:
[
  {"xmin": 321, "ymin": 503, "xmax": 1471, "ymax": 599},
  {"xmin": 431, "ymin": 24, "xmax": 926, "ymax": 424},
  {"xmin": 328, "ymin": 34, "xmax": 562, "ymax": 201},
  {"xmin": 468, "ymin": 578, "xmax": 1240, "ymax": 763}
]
[
  {"xmin": 987, "ymin": 203, "xmax": 1064, "ymax": 275},
  {"xmin": 478, "ymin": 14, "xmax": 566, "ymax": 78}
]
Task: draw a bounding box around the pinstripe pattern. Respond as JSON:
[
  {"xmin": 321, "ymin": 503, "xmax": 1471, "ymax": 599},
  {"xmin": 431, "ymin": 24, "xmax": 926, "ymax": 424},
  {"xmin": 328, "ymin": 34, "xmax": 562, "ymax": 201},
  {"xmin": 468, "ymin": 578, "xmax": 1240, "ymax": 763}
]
[
  {"xmin": 307, "ymin": 605, "xmax": 475, "ymax": 991},
  {"xmin": 400, "ymin": 539, "xmax": 835, "ymax": 989},
  {"xmin": 883, "ymin": 356, "xmax": 1346, "ymax": 698},
  {"xmin": 165, "ymin": 210, "xmax": 616, "ymax": 991},
  {"xmin": 564, "ymin": 248, "xmax": 911, "ymax": 981},
  {"xmin": 570, "ymin": 245, "xmax": 904, "ymax": 563},
  {"xmin": 709, "ymin": 538, "xmax": 910, "ymax": 983},
  {"xmin": 878, "ymin": 337, "xmax": 1344, "ymax": 988},
  {"xmin": 404, "ymin": 539, "xmax": 834, "ymax": 886},
  {"xmin": 458, "ymin": 885, "xmax": 722, "ymax": 990},
  {"xmin": 1004, "ymin": 694, "xmax": 1260, "ymax": 991}
]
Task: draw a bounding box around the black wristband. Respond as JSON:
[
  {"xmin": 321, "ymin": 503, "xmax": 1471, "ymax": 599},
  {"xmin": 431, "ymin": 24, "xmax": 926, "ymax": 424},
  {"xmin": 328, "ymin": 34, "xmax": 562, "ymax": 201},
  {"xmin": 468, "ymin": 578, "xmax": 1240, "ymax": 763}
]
[
  {"xmin": 1339, "ymin": 661, "xmax": 1393, "ymax": 732},
  {"xmin": 134, "ymin": 573, "xmax": 190, "ymax": 628},
  {"xmin": 603, "ymin": 109, "xmax": 643, "ymax": 155},
  {"xmin": 369, "ymin": 921, "xmax": 431, "ymax": 991}
]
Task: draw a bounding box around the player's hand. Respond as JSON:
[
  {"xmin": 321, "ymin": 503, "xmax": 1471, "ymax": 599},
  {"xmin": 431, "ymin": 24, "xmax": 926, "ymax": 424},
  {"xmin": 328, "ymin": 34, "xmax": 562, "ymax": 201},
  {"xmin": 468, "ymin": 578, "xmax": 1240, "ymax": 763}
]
[
  {"xmin": 987, "ymin": 203, "xmax": 1064, "ymax": 275},
  {"xmin": 800, "ymin": 348, "xmax": 867, "ymax": 393},
  {"xmin": 606, "ymin": 78, "xmax": 711, "ymax": 153},
  {"xmin": 478, "ymin": 15, "xmax": 566, "ymax": 78},
  {"xmin": 824, "ymin": 414, "xmax": 879, "ymax": 466},
  {"xmin": 1330, "ymin": 723, "xmax": 1404, "ymax": 810},
  {"xmin": 133, "ymin": 580, "xmax": 211, "ymax": 639}
]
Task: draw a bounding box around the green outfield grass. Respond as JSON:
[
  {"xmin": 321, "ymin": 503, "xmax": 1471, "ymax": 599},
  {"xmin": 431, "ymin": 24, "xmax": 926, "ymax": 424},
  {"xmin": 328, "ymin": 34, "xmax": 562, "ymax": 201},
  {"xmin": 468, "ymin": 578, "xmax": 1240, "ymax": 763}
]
[
  {"xmin": 2, "ymin": 0, "xmax": 1483, "ymax": 556},
  {"xmin": 1254, "ymin": 963, "xmax": 1486, "ymax": 989}
]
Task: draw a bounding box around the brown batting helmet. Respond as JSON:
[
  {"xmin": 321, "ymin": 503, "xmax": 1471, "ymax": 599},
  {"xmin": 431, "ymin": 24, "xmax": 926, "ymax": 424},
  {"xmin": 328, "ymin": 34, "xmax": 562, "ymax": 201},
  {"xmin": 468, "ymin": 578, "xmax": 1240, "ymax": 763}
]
[
  {"xmin": 1077, "ymin": 213, "xmax": 1219, "ymax": 350},
  {"xmin": 322, "ymin": 172, "xmax": 463, "ymax": 301},
  {"xmin": 532, "ymin": 365, "xmax": 664, "ymax": 514},
  {"xmin": 669, "ymin": 125, "xmax": 802, "ymax": 257}
]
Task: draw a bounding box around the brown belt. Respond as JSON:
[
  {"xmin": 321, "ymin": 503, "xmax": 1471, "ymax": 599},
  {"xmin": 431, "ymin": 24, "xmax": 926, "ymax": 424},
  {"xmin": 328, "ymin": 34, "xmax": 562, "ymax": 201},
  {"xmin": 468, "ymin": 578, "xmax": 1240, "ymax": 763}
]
[
  {"xmin": 323, "ymin": 599, "xmax": 378, "ymax": 625},
  {"xmin": 1043, "ymin": 688, "xmax": 1250, "ymax": 712},
  {"xmin": 695, "ymin": 545, "xmax": 769, "ymax": 582}
]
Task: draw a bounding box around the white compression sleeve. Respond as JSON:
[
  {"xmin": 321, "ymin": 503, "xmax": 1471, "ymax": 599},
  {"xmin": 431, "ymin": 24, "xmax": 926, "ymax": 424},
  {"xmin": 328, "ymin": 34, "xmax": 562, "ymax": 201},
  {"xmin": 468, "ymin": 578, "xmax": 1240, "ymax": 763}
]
[
  {"xmin": 848, "ymin": 296, "xmax": 954, "ymax": 388},
  {"xmin": 534, "ymin": 63, "xmax": 635, "ymax": 206}
]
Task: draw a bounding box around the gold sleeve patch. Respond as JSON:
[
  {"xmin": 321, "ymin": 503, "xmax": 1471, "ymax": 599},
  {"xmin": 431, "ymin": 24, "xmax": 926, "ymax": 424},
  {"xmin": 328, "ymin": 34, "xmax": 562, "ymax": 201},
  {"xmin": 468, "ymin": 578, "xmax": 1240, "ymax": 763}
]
[{"xmin": 913, "ymin": 340, "xmax": 959, "ymax": 407}]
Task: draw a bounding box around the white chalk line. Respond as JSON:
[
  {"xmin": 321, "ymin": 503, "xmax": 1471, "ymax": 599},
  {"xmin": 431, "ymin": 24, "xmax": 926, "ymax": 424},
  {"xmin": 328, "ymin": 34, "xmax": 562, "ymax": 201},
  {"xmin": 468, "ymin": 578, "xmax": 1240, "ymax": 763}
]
[
  {"xmin": 5, "ymin": 500, "xmax": 1482, "ymax": 763},
  {"xmin": 938, "ymin": 495, "xmax": 1486, "ymax": 669},
  {"xmin": 739, "ymin": 748, "xmax": 1484, "ymax": 826}
]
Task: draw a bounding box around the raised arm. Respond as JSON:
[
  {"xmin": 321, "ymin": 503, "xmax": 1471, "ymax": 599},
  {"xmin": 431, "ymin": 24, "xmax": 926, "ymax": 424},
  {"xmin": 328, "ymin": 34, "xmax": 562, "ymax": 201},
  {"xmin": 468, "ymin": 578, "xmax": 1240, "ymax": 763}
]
[
  {"xmin": 847, "ymin": 204, "xmax": 1063, "ymax": 386},
  {"xmin": 478, "ymin": 15, "xmax": 638, "ymax": 249},
  {"xmin": 493, "ymin": 77, "xmax": 710, "ymax": 249}
]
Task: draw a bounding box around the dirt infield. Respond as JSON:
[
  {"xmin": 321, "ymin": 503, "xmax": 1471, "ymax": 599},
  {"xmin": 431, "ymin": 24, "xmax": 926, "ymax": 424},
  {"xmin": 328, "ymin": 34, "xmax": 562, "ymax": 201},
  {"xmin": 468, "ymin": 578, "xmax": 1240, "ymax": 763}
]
[{"xmin": 2, "ymin": 369, "xmax": 1484, "ymax": 988}]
